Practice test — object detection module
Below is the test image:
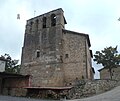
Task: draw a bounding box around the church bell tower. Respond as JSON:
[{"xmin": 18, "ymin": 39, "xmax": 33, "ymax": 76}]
[{"xmin": 21, "ymin": 8, "xmax": 67, "ymax": 87}]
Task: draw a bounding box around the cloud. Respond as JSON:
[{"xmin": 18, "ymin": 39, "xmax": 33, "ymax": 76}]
[
  {"xmin": 0, "ymin": 0, "xmax": 32, "ymax": 59},
  {"xmin": 1, "ymin": 0, "xmax": 120, "ymax": 78}
]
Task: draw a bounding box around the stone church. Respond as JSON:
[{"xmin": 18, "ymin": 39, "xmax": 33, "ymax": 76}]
[{"xmin": 20, "ymin": 8, "xmax": 94, "ymax": 87}]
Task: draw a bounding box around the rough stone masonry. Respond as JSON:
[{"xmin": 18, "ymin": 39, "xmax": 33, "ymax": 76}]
[{"xmin": 20, "ymin": 8, "xmax": 94, "ymax": 87}]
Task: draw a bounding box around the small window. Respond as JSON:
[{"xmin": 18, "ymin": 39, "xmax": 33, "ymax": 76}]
[
  {"xmin": 51, "ymin": 14, "xmax": 56, "ymax": 26},
  {"xmin": 30, "ymin": 21, "xmax": 33, "ymax": 26},
  {"xmin": 60, "ymin": 56, "xmax": 63, "ymax": 62},
  {"xmin": 30, "ymin": 21, "xmax": 33, "ymax": 32},
  {"xmin": 82, "ymin": 75, "xmax": 84, "ymax": 79},
  {"xmin": 43, "ymin": 17, "xmax": 46, "ymax": 28},
  {"xmin": 65, "ymin": 54, "xmax": 69, "ymax": 58},
  {"xmin": 69, "ymin": 82, "xmax": 72, "ymax": 85},
  {"xmin": 36, "ymin": 50, "xmax": 40, "ymax": 58}
]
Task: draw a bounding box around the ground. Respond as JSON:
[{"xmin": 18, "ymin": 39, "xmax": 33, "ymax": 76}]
[
  {"xmin": 0, "ymin": 95, "xmax": 55, "ymax": 101},
  {"xmin": 0, "ymin": 85, "xmax": 120, "ymax": 101}
]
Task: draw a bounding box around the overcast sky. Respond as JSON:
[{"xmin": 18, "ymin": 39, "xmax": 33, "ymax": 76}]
[{"xmin": 0, "ymin": 0, "xmax": 120, "ymax": 78}]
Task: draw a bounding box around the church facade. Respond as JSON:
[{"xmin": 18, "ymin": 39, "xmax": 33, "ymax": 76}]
[{"xmin": 20, "ymin": 8, "xmax": 94, "ymax": 87}]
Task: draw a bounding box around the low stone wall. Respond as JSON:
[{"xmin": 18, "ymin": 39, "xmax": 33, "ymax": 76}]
[
  {"xmin": 2, "ymin": 88, "xmax": 27, "ymax": 97},
  {"xmin": 27, "ymin": 89, "xmax": 64, "ymax": 99},
  {"xmin": 25, "ymin": 79, "xmax": 117, "ymax": 99},
  {"xmin": 67, "ymin": 79, "xmax": 117, "ymax": 99},
  {"xmin": 1, "ymin": 79, "xmax": 117, "ymax": 99},
  {"xmin": 84, "ymin": 79, "xmax": 117, "ymax": 94}
]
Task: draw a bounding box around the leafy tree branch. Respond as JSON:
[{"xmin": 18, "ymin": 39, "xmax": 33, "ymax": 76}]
[
  {"xmin": 94, "ymin": 46, "xmax": 120, "ymax": 79},
  {"xmin": 0, "ymin": 54, "xmax": 20, "ymax": 74}
]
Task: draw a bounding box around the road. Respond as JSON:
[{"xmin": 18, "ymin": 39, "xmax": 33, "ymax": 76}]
[
  {"xmin": 0, "ymin": 95, "xmax": 57, "ymax": 101},
  {"xmin": 0, "ymin": 86, "xmax": 120, "ymax": 101}
]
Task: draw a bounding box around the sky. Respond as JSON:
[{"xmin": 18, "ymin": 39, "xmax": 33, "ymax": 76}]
[{"xmin": 0, "ymin": 0, "xmax": 120, "ymax": 79}]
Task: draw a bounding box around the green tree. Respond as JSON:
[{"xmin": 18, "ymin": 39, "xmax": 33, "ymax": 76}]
[
  {"xmin": 94, "ymin": 46, "xmax": 120, "ymax": 79},
  {"xmin": 0, "ymin": 54, "xmax": 20, "ymax": 74}
]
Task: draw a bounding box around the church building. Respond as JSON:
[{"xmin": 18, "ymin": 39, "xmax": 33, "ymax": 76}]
[{"xmin": 20, "ymin": 8, "xmax": 94, "ymax": 87}]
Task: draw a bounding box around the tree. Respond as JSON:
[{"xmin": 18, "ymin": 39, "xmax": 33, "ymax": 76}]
[
  {"xmin": 0, "ymin": 54, "xmax": 20, "ymax": 74},
  {"xmin": 94, "ymin": 46, "xmax": 120, "ymax": 79}
]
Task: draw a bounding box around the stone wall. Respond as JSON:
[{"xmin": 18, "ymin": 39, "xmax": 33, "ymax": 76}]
[
  {"xmin": 3, "ymin": 77, "xmax": 29, "ymax": 88},
  {"xmin": 99, "ymin": 67, "xmax": 120, "ymax": 80},
  {"xmin": 63, "ymin": 30, "xmax": 93, "ymax": 84},
  {"xmin": 20, "ymin": 8, "xmax": 93, "ymax": 87},
  {"xmin": 20, "ymin": 8, "xmax": 65, "ymax": 87},
  {"xmin": 25, "ymin": 79, "xmax": 117, "ymax": 99},
  {"xmin": 2, "ymin": 77, "xmax": 29, "ymax": 96},
  {"xmin": 85, "ymin": 40, "xmax": 93, "ymax": 79},
  {"xmin": 2, "ymin": 88, "xmax": 27, "ymax": 96},
  {"xmin": 67, "ymin": 79, "xmax": 117, "ymax": 99},
  {"xmin": 22, "ymin": 63, "xmax": 64, "ymax": 87}
]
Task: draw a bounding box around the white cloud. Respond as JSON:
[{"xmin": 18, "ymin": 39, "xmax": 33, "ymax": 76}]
[
  {"xmin": 1, "ymin": 0, "xmax": 120, "ymax": 78},
  {"xmin": 0, "ymin": 0, "xmax": 32, "ymax": 60}
]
